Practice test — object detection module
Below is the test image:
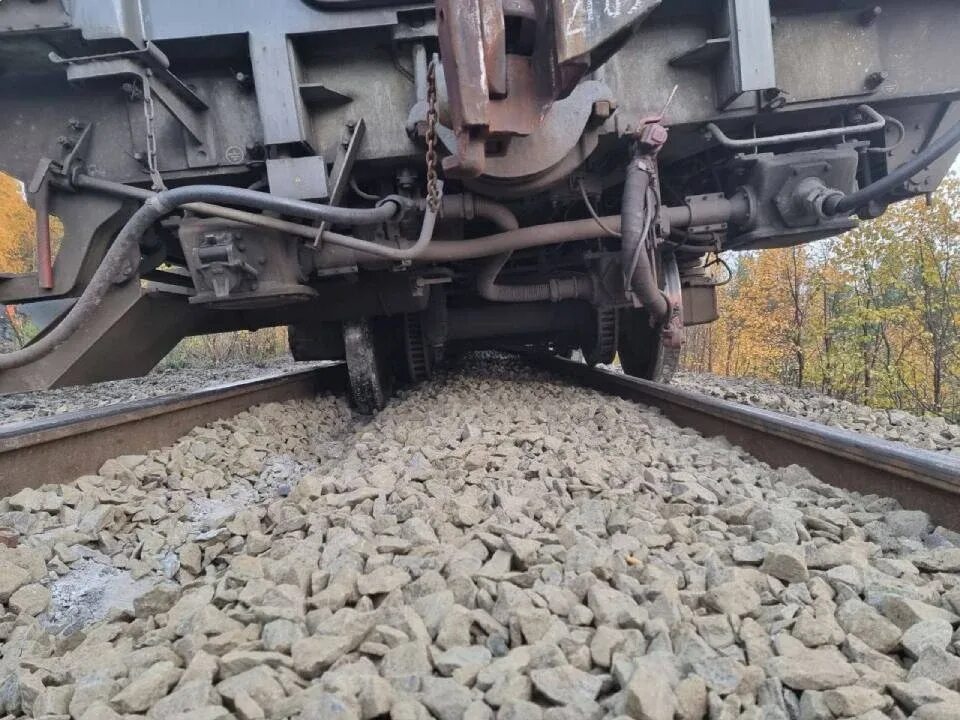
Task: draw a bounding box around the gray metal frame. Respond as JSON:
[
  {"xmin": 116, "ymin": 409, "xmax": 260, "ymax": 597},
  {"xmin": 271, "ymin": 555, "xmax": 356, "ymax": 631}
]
[{"xmin": 0, "ymin": 0, "xmax": 958, "ymax": 392}]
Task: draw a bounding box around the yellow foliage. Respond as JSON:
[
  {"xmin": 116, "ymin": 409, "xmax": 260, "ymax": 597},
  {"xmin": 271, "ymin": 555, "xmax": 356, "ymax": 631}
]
[
  {"xmin": 684, "ymin": 176, "xmax": 960, "ymax": 419},
  {"xmin": 0, "ymin": 172, "xmax": 36, "ymax": 274}
]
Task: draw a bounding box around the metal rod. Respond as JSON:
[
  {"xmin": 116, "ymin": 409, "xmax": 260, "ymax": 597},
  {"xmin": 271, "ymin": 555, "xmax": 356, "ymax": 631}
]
[
  {"xmin": 706, "ymin": 104, "xmax": 886, "ymax": 149},
  {"xmin": 34, "ymin": 180, "xmax": 54, "ymax": 290}
]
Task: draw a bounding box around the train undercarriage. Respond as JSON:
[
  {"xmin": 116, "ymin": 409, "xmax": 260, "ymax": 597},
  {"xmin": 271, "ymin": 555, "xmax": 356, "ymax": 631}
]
[{"xmin": 0, "ymin": 0, "xmax": 958, "ymax": 411}]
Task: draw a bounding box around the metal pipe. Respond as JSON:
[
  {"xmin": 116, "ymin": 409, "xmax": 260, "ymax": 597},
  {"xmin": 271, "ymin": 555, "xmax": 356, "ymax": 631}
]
[
  {"xmin": 706, "ymin": 104, "xmax": 886, "ymax": 150},
  {"xmin": 427, "ymin": 194, "xmax": 591, "ymax": 303},
  {"xmin": 72, "ymin": 175, "xmax": 358, "ymax": 240},
  {"xmin": 438, "ymin": 194, "xmax": 593, "ymax": 303},
  {"xmin": 73, "ymin": 174, "xmax": 444, "ymax": 261},
  {"xmin": 73, "ymin": 173, "xmax": 751, "ymax": 263},
  {"xmin": 321, "ymin": 202, "xmax": 439, "ymax": 261},
  {"xmin": 620, "ymin": 155, "xmax": 668, "ymax": 320},
  {"xmin": 441, "ymin": 195, "xmax": 596, "ymax": 303},
  {"xmin": 416, "ymin": 196, "xmax": 749, "ymax": 262},
  {"xmin": 446, "ymin": 301, "xmax": 591, "ymax": 341},
  {"xmin": 477, "ymin": 251, "xmax": 595, "ymax": 303},
  {"xmin": 825, "ymin": 118, "xmax": 960, "ymax": 215},
  {"xmin": 34, "ymin": 180, "xmax": 54, "ymax": 290},
  {"xmin": 72, "ymin": 175, "xmax": 401, "ymax": 226},
  {"xmin": 439, "ymin": 194, "xmax": 519, "ymax": 232},
  {"xmin": 0, "ymin": 184, "xmax": 409, "ymax": 370}
]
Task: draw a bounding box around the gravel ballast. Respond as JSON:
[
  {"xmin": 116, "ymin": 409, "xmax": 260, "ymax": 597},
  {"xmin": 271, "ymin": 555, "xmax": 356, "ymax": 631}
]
[
  {"xmin": 1, "ymin": 356, "xmax": 960, "ymax": 720},
  {"xmin": 0, "ymin": 359, "xmax": 311, "ymax": 428},
  {"xmin": 674, "ymin": 372, "xmax": 960, "ymax": 456}
]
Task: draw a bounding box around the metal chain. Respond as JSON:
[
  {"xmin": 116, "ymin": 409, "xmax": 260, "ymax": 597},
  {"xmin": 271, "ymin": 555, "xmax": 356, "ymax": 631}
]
[
  {"xmin": 141, "ymin": 71, "xmax": 166, "ymax": 191},
  {"xmin": 425, "ymin": 59, "xmax": 441, "ymax": 213}
]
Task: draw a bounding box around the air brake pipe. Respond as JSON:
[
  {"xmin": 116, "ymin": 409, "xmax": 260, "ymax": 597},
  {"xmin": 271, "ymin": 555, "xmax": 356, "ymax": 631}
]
[
  {"xmin": 427, "ymin": 195, "xmax": 595, "ymax": 303},
  {"xmin": 0, "ymin": 179, "xmax": 750, "ymax": 369},
  {"xmin": 412, "ymin": 191, "xmax": 751, "ymax": 262},
  {"xmin": 0, "ymin": 184, "xmax": 417, "ymax": 371},
  {"xmin": 72, "ymin": 174, "xmax": 751, "ymax": 264},
  {"xmin": 71, "ymin": 176, "xmax": 401, "ymax": 226},
  {"xmin": 824, "ymin": 118, "xmax": 960, "ymax": 215},
  {"xmin": 72, "ymin": 174, "xmax": 441, "ymax": 262},
  {"xmin": 620, "ymin": 155, "xmax": 667, "ymax": 320}
]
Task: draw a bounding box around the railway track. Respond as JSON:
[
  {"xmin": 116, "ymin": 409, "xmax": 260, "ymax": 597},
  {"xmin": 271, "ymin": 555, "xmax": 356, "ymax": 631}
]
[
  {"xmin": 536, "ymin": 356, "xmax": 960, "ymax": 531},
  {"xmin": 0, "ymin": 365, "xmax": 346, "ymax": 497},
  {"xmin": 2, "ymin": 355, "xmax": 958, "ymax": 527},
  {"xmin": 2, "ymin": 356, "xmax": 960, "ymax": 720}
]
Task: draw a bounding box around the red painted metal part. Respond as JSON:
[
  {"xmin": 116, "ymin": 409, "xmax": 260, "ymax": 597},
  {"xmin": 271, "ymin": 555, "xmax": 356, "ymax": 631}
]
[{"xmin": 34, "ymin": 179, "xmax": 54, "ymax": 290}]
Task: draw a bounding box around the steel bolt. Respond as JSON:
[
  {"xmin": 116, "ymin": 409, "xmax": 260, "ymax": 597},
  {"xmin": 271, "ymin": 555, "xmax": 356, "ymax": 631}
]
[
  {"xmin": 592, "ymin": 101, "xmax": 613, "ymax": 120},
  {"xmin": 865, "ymin": 71, "xmax": 888, "ymax": 90}
]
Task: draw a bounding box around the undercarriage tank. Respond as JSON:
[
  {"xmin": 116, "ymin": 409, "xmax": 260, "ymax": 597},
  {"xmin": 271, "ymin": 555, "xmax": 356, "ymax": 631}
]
[{"xmin": 1, "ymin": 0, "xmax": 958, "ymax": 411}]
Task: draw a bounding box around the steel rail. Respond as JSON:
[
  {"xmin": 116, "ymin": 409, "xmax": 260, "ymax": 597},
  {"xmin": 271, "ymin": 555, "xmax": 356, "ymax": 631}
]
[
  {"xmin": 4, "ymin": 354, "xmax": 959, "ymax": 531},
  {"xmin": 0, "ymin": 364, "xmax": 348, "ymax": 496},
  {"xmin": 536, "ymin": 356, "xmax": 960, "ymax": 530}
]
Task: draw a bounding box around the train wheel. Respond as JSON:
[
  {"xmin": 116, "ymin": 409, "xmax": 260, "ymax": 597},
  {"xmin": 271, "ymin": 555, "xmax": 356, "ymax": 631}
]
[
  {"xmin": 618, "ymin": 255, "xmax": 683, "ymax": 383},
  {"xmin": 583, "ymin": 307, "xmax": 618, "ymax": 366},
  {"xmin": 343, "ymin": 318, "xmax": 392, "ymax": 413},
  {"xmin": 402, "ymin": 312, "xmax": 433, "ymax": 383}
]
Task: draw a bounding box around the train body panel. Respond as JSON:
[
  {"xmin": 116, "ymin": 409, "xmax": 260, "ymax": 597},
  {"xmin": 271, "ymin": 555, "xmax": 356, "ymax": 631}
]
[{"xmin": 0, "ymin": 0, "xmax": 958, "ymax": 406}]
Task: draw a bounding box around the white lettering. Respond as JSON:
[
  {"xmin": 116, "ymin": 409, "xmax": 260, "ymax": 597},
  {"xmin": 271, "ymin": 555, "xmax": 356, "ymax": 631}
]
[{"xmin": 565, "ymin": 0, "xmax": 586, "ymax": 36}]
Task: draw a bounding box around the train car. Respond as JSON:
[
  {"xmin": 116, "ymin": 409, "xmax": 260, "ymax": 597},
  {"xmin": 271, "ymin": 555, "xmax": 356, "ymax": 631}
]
[{"xmin": 0, "ymin": 0, "xmax": 958, "ymax": 411}]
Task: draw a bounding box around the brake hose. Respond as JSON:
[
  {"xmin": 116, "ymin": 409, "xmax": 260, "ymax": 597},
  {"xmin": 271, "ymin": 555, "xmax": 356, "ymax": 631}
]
[
  {"xmin": 0, "ymin": 185, "xmax": 407, "ymax": 371},
  {"xmin": 825, "ymin": 118, "xmax": 960, "ymax": 216}
]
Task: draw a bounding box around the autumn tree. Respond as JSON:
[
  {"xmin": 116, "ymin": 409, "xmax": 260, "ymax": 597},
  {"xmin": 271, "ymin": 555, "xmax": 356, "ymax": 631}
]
[
  {"xmin": 683, "ymin": 175, "xmax": 960, "ymax": 420},
  {"xmin": 0, "ymin": 172, "xmax": 36, "ymax": 274}
]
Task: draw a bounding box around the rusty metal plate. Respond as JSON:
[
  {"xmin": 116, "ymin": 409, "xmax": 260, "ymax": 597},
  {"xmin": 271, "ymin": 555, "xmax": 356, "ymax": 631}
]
[
  {"xmin": 436, "ymin": 79, "xmax": 612, "ymax": 180},
  {"xmin": 554, "ymin": 0, "xmax": 661, "ymax": 64}
]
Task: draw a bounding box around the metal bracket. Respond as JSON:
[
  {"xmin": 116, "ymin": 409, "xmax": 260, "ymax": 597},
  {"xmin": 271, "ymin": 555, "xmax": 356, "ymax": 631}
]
[
  {"xmin": 314, "ymin": 118, "xmax": 367, "ymax": 247},
  {"xmin": 60, "ymin": 122, "xmax": 95, "ymax": 180},
  {"xmin": 50, "ymin": 43, "xmax": 209, "ymax": 146},
  {"xmin": 72, "ymin": 0, "xmax": 148, "ymax": 48},
  {"xmin": 192, "ymin": 234, "xmax": 260, "ymax": 300},
  {"xmin": 669, "ymin": 0, "xmax": 777, "ymax": 109},
  {"xmin": 27, "ymin": 159, "xmax": 57, "ymax": 291}
]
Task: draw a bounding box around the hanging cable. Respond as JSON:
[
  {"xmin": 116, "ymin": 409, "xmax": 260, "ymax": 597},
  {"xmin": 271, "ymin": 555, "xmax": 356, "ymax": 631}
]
[
  {"xmin": 350, "ymin": 178, "xmax": 381, "ymax": 201},
  {"xmin": 577, "ymin": 178, "xmax": 621, "ymax": 237},
  {"xmin": 867, "ymin": 115, "xmax": 907, "ymax": 155},
  {"xmin": 706, "ymin": 255, "xmax": 733, "ymax": 286}
]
